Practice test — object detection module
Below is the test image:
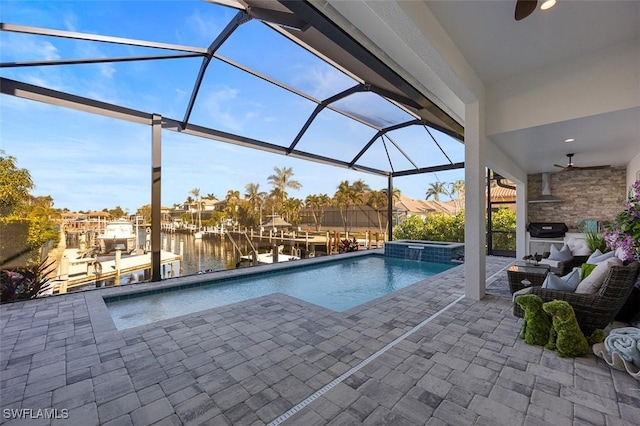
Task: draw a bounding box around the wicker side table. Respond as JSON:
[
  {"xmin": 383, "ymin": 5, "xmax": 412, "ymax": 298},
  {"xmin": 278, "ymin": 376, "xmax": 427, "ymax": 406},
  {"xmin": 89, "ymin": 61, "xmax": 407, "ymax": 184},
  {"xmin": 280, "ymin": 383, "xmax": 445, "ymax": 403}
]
[{"xmin": 507, "ymin": 263, "xmax": 550, "ymax": 294}]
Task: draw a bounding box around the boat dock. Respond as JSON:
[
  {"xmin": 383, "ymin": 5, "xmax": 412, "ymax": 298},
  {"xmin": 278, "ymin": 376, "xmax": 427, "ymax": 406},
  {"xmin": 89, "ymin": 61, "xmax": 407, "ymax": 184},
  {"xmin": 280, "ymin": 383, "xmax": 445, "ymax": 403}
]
[{"xmin": 52, "ymin": 248, "xmax": 182, "ymax": 292}]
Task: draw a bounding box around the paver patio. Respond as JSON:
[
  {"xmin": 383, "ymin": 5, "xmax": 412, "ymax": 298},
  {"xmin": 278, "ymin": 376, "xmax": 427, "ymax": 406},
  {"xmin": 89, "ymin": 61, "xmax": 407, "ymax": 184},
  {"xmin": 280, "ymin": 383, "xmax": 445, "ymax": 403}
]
[{"xmin": 1, "ymin": 256, "xmax": 639, "ymax": 425}]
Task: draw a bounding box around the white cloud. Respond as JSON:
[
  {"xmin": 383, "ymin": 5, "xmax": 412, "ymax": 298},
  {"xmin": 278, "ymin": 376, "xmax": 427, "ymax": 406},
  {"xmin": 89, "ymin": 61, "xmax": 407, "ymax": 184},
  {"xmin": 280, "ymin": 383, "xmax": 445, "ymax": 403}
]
[
  {"xmin": 1, "ymin": 34, "xmax": 61, "ymax": 61},
  {"xmin": 199, "ymin": 85, "xmax": 266, "ymax": 133},
  {"xmin": 291, "ymin": 65, "xmax": 353, "ymax": 100},
  {"xmin": 186, "ymin": 9, "xmax": 209, "ymax": 38},
  {"xmin": 98, "ymin": 63, "xmax": 117, "ymax": 79},
  {"xmin": 63, "ymin": 12, "xmax": 78, "ymax": 32}
]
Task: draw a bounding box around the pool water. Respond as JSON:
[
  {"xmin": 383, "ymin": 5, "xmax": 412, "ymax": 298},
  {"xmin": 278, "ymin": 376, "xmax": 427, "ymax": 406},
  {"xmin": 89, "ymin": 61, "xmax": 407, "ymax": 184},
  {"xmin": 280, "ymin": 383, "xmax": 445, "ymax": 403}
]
[{"xmin": 106, "ymin": 255, "xmax": 455, "ymax": 329}]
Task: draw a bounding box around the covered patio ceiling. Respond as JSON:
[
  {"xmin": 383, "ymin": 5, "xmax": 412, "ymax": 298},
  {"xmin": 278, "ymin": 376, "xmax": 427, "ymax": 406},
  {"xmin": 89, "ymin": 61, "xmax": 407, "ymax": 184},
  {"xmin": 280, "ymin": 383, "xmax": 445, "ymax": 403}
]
[{"xmin": 0, "ymin": 0, "xmax": 466, "ymax": 179}]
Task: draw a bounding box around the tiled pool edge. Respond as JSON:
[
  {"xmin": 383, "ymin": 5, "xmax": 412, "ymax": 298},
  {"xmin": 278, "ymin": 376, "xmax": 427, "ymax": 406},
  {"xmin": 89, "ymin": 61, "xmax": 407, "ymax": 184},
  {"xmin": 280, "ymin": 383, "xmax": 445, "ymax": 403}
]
[
  {"xmin": 84, "ymin": 251, "xmax": 380, "ymax": 335},
  {"xmin": 100, "ymin": 249, "xmax": 381, "ymax": 302},
  {"xmin": 86, "ymin": 250, "xmax": 464, "ymax": 334},
  {"xmin": 385, "ymin": 240, "xmax": 465, "ymax": 263}
]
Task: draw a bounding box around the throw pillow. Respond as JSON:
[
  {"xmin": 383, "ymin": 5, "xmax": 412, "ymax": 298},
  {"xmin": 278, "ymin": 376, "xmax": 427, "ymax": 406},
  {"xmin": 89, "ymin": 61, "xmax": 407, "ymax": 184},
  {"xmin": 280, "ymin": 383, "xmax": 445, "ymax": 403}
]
[
  {"xmin": 548, "ymin": 244, "xmax": 573, "ymax": 262},
  {"xmin": 588, "ymin": 248, "xmax": 602, "ymax": 258},
  {"xmin": 581, "ymin": 263, "xmax": 597, "ymax": 279},
  {"xmin": 542, "ymin": 268, "xmax": 581, "ymax": 292},
  {"xmin": 575, "ymin": 258, "xmax": 623, "ymax": 294},
  {"xmin": 587, "ymin": 249, "xmax": 615, "ymax": 264},
  {"xmin": 567, "ymin": 238, "xmax": 591, "ymax": 256}
]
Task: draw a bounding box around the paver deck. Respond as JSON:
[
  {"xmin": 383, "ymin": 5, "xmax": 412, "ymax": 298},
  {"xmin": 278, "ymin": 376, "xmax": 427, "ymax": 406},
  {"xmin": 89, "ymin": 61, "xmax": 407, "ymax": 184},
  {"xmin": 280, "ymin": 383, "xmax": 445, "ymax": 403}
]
[{"xmin": 1, "ymin": 255, "xmax": 639, "ymax": 425}]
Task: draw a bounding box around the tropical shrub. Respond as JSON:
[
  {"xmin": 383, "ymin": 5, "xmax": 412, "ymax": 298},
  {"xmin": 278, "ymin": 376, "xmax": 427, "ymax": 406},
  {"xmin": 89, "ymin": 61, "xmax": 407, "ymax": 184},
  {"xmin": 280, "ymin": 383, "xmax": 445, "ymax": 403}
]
[
  {"xmin": 392, "ymin": 215, "xmax": 426, "ymax": 240},
  {"xmin": 392, "ymin": 208, "xmax": 516, "ymax": 250},
  {"xmin": 1, "ymin": 258, "xmax": 55, "ymax": 303},
  {"xmin": 491, "ymin": 208, "xmax": 516, "ymax": 251}
]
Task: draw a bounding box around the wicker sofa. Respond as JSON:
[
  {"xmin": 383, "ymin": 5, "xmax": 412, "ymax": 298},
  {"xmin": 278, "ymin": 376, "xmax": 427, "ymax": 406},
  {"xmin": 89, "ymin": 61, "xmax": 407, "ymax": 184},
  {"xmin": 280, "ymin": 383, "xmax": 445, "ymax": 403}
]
[
  {"xmin": 540, "ymin": 253, "xmax": 590, "ymax": 276},
  {"xmin": 513, "ymin": 261, "xmax": 639, "ymax": 335}
]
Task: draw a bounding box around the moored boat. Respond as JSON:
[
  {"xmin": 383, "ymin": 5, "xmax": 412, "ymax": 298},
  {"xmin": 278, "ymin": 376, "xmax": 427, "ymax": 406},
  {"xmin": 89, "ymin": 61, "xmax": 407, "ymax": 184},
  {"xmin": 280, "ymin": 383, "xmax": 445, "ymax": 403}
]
[{"xmin": 98, "ymin": 220, "xmax": 136, "ymax": 254}]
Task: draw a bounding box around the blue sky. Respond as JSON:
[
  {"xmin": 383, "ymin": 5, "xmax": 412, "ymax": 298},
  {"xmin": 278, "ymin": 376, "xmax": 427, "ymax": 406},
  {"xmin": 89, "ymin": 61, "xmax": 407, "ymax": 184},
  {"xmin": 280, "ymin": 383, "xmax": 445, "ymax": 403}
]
[{"xmin": 0, "ymin": 0, "xmax": 464, "ymax": 213}]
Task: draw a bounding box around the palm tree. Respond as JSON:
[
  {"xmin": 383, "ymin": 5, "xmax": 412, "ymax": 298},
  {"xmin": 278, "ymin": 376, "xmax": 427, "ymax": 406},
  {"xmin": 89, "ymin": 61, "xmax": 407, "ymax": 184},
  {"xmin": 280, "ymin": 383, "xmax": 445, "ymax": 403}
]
[
  {"xmin": 245, "ymin": 183, "xmax": 266, "ymax": 226},
  {"xmin": 189, "ymin": 188, "xmax": 202, "ymax": 230},
  {"xmin": 333, "ymin": 180, "xmax": 357, "ymax": 232},
  {"xmin": 369, "ymin": 188, "xmax": 402, "ymax": 234},
  {"xmin": 267, "ymin": 166, "xmax": 302, "ymax": 213},
  {"xmin": 224, "ymin": 190, "xmax": 241, "ymax": 226},
  {"xmin": 351, "ymin": 179, "xmax": 370, "ymax": 194},
  {"xmin": 367, "ymin": 190, "xmax": 387, "ymax": 234},
  {"xmin": 426, "ymin": 182, "xmax": 447, "ymax": 202},
  {"xmin": 185, "ymin": 196, "xmax": 194, "ymax": 223},
  {"xmin": 283, "ymin": 198, "xmax": 303, "ymax": 225},
  {"xmin": 204, "ymin": 193, "xmax": 217, "ymax": 200},
  {"xmin": 449, "ymin": 179, "xmax": 465, "ymax": 213},
  {"xmin": 305, "ymin": 194, "xmax": 331, "ymax": 231}
]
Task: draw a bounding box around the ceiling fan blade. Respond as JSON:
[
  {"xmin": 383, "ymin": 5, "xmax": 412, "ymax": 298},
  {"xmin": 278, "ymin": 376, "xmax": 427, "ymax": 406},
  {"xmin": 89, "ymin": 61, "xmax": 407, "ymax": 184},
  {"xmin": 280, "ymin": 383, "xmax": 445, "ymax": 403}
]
[
  {"xmin": 573, "ymin": 165, "xmax": 611, "ymax": 170},
  {"xmin": 553, "ymin": 164, "xmax": 566, "ymax": 168},
  {"xmin": 515, "ymin": 0, "xmax": 538, "ymax": 21}
]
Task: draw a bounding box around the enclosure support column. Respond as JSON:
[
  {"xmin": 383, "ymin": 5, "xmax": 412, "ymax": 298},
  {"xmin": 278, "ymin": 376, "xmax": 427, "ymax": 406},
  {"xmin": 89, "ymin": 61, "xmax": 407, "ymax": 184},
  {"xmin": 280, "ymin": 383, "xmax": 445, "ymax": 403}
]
[
  {"xmin": 464, "ymin": 101, "xmax": 486, "ymax": 300},
  {"xmin": 387, "ymin": 174, "xmax": 393, "ymax": 242},
  {"xmin": 516, "ymin": 181, "xmax": 528, "ymax": 260},
  {"xmin": 151, "ymin": 114, "xmax": 162, "ymax": 282}
]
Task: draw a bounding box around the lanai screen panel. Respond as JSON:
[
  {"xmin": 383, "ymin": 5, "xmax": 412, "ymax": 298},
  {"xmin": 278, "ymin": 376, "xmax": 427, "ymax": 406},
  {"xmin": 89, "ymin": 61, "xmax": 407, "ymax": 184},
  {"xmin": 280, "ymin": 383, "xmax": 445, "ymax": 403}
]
[
  {"xmin": 293, "ymin": 107, "xmax": 379, "ymax": 163},
  {"xmin": 216, "ymin": 19, "xmax": 357, "ymax": 100},
  {"xmin": 387, "ymin": 125, "xmax": 465, "ymax": 169},
  {"xmin": 355, "ymin": 136, "xmax": 419, "ymax": 172},
  {"xmin": 331, "ymin": 92, "xmax": 416, "ymax": 129},
  {"xmin": 188, "ymin": 59, "xmax": 317, "ymax": 146},
  {"xmin": 1, "ymin": 0, "xmax": 464, "ymax": 177}
]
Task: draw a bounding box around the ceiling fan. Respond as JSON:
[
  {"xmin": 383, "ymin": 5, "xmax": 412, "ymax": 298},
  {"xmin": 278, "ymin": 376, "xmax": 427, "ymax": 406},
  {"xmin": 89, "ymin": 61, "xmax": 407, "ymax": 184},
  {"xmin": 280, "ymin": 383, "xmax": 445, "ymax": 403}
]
[
  {"xmin": 515, "ymin": 0, "xmax": 556, "ymax": 21},
  {"xmin": 554, "ymin": 153, "xmax": 610, "ymax": 172}
]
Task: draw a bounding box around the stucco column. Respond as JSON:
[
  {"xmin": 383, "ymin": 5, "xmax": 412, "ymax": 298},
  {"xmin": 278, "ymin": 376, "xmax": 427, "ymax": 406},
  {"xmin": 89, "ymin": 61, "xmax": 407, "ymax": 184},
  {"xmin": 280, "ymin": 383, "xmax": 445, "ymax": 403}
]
[
  {"xmin": 464, "ymin": 101, "xmax": 486, "ymax": 300},
  {"xmin": 516, "ymin": 181, "xmax": 528, "ymax": 259}
]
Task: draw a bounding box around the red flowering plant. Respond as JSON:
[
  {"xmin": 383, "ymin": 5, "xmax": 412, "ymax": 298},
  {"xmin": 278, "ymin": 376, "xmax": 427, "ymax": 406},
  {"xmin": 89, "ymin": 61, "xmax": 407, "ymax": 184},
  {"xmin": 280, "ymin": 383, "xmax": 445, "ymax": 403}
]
[
  {"xmin": 338, "ymin": 238, "xmax": 359, "ymax": 253},
  {"xmin": 604, "ymin": 180, "xmax": 640, "ymax": 262}
]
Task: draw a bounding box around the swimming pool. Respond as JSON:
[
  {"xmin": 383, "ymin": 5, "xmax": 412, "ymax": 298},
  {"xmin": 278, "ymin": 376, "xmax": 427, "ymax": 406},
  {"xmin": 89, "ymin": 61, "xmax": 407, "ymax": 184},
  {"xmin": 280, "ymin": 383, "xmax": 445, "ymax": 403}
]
[{"xmin": 106, "ymin": 254, "xmax": 455, "ymax": 329}]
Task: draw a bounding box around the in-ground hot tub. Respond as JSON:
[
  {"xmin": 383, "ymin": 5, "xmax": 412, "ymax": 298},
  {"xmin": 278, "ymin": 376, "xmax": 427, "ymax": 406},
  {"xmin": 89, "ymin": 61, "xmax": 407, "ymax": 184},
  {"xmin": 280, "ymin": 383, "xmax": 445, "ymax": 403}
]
[{"xmin": 385, "ymin": 240, "xmax": 465, "ymax": 263}]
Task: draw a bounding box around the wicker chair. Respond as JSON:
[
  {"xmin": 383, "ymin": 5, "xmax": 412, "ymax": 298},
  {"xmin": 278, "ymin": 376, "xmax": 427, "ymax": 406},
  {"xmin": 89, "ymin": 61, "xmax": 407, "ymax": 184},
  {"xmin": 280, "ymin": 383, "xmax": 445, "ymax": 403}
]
[{"xmin": 513, "ymin": 261, "xmax": 639, "ymax": 335}]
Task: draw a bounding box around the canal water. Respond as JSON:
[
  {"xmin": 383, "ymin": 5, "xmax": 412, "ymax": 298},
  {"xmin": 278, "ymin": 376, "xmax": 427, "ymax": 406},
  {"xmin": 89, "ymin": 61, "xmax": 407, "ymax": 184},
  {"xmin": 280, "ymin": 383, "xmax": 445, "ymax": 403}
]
[{"xmin": 65, "ymin": 230, "xmax": 309, "ymax": 290}]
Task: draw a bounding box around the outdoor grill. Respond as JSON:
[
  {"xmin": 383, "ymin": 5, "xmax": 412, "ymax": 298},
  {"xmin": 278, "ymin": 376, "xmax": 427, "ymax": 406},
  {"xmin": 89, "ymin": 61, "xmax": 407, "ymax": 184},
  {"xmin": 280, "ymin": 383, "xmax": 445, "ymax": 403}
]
[{"xmin": 527, "ymin": 222, "xmax": 569, "ymax": 238}]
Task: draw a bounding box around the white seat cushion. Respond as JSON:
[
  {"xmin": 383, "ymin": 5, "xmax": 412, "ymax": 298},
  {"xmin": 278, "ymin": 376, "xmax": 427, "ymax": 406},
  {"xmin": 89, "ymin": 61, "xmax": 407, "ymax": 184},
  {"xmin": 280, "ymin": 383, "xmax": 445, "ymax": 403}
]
[
  {"xmin": 512, "ymin": 286, "xmax": 533, "ymax": 302},
  {"xmin": 574, "ymin": 257, "xmax": 623, "ymax": 294},
  {"xmin": 539, "ymin": 258, "xmax": 561, "ymax": 268}
]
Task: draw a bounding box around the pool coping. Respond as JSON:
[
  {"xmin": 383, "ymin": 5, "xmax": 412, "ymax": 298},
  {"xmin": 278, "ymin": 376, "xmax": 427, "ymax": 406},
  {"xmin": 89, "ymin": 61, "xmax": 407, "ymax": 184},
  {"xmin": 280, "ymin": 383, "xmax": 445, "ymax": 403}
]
[{"xmin": 86, "ymin": 249, "xmax": 463, "ymax": 336}]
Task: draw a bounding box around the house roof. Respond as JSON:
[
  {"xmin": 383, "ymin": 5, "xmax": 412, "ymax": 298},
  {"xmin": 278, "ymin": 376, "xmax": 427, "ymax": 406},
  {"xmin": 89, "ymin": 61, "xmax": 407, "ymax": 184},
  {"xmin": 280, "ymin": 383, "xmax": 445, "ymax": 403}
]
[
  {"xmin": 261, "ymin": 216, "xmax": 291, "ymax": 228},
  {"xmin": 394, "ymin": 195, "xmax": 455, "ymax": 215},
  {"xmin": 489, "ymin": 185, "xmax": 516, "ymax": 201}
]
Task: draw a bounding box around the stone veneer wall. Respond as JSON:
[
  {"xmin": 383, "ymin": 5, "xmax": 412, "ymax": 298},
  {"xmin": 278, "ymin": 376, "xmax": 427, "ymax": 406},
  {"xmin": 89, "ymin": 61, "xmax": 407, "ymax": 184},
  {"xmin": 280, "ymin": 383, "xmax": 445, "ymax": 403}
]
[{"xmin": 527, "ymin": 166, "xmax": 627, "ymax": 231}]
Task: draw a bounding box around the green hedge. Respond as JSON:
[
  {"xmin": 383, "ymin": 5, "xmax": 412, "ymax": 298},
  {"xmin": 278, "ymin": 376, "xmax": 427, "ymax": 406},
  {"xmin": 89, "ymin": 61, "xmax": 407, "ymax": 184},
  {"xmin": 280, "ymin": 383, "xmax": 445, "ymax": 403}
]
[{"xmin": 392, "ymin": 208, "xmax": 516, "ymax": 250}]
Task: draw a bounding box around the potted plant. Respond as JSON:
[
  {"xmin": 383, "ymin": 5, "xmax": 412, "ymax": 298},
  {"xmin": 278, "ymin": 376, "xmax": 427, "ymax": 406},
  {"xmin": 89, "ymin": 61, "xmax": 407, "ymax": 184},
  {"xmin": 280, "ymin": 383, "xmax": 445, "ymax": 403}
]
[
  {"xmin": 604, "ymin": 179, "xmax": 640, "ymax": 326},
  {"xmin": 604, "ymin": 180, "xmax": 640, "ymax": 262},
  {"xmin": 583, "ymin": 228, "xmax": 607, "ymax": 253}
]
